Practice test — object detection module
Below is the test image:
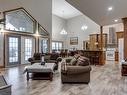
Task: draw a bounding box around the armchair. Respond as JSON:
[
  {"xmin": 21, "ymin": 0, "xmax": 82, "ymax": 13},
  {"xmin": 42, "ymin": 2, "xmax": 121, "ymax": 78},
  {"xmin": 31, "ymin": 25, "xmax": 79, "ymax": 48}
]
[{"xmin": 0, "ymin": 75, "xmax": 11, "ymax": 95}]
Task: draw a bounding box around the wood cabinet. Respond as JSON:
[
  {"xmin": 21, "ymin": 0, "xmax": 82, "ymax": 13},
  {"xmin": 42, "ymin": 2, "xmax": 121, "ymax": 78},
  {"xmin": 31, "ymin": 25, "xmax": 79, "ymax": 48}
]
[
  {"xmin": 115, "ymin": 51, "xmax": 118, "ymax": 61},
  {"xmin": 89, "ymin": 34, "xmax": 107, "ymax": 50},
  {"xmin": 116, "ymin": 31, "xmax": 124, "ymax": 46}
]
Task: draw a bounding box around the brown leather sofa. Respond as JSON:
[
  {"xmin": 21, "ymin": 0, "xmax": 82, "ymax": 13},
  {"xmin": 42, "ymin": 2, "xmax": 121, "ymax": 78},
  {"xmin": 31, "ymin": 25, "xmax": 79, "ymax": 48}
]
[
  {"xmin": 28, "ymin": 53, "xmax": 42, "ymax": 64},
  {"xmin": 28, "ymin": 53, "xmax": 62, "ymax": 70},
  {"xmin": 61, "ymin": 57, "xmax": 91, "ymax": 83}
]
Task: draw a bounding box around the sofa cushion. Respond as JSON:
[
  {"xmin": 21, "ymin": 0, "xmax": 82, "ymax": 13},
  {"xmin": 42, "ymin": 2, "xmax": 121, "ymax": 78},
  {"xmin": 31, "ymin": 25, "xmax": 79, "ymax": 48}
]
[
  {"xmin": 77, "ymin": 56, "xmax": 90, "ymax": 66},
  {"xmin": 33, "ymin": 53, "xmax": 41, "ymax": 60}
]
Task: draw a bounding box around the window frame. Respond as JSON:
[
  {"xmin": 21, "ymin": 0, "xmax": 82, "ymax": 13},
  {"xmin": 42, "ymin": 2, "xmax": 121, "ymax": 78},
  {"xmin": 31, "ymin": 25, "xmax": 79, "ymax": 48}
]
[
  {"xmin": 4, "ymin": 7, "xmax": 36, "ymax": 34},
  {"xmin": 52, "ymin": 41, "xmax": 63, "ymax": 51},
  {"xmin": 38, "ymin": 24, "xmax": 49, "ymax": 36}
]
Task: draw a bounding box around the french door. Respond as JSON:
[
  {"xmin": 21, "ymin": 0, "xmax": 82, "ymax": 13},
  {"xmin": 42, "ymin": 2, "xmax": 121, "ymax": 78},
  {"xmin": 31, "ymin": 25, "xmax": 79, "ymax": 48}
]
[
  {"xmin": 7, "ymin": 35, "xmax": 21, "ymax": 66},
  {"xmin": 21, "ymin": 36, "xmax": 35, "ymax": 64},
  {"xmin": 24, "ymin": 37, "xmax": 33, "ymax": 64},
  {"xmin": 6, "ymin": 35, "xmax": 35, "ymax": 66}
]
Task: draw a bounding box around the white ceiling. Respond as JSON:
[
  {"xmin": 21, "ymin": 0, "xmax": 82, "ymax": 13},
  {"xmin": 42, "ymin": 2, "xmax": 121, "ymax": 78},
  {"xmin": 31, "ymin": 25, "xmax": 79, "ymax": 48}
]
[
  {"xmin": 52, "ymin": 0, "xmax": 82, "ymax": 19},
  {"xmin": 66, "ymin": 0, "xmax": 127, "ymax": 25}
]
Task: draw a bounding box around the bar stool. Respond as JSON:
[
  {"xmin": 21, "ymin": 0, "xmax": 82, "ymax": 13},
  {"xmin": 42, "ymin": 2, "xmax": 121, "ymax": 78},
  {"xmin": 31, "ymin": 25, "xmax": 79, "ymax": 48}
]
[
  {"xmin": 90, "ymin": 56, "xmax": 95, "ymax": 65},
  {"xmin": 94, "ymin": 56, "xmax": 99, "ymax": 65}
]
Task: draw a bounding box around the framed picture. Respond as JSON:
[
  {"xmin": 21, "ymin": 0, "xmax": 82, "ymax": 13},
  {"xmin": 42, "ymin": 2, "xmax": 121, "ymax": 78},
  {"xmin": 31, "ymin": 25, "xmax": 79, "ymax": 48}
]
[{"xmin": 70, "ymin": 37, "xmax": 78, "ymax": 45}]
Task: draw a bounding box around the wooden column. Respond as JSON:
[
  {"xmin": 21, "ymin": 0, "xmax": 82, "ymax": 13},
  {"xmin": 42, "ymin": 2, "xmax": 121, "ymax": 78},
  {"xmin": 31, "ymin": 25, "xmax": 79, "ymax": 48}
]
[
  {"xmin": 100, "ymin": 26, "xmax": 105, "ymax": 65},
  {"xmin": 122, "ymin": 17, "xmax": 127, "ymax": 59},
  {"xmin": 100, "ymin": 26, "xmax": 103, "ymax": 50}
]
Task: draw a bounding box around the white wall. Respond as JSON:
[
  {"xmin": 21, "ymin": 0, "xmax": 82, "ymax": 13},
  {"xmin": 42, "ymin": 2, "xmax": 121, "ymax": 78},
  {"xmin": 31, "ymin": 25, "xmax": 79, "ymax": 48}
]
[
  {"xmin": 103, "ymin": 23, "xmax": 123, "ymax": 33},
  {"xmin": 52, "ymin": 14, "xmax": 67, "ymax": 48},
  {"xmin": 103, "ymin": 23, "xmax": 123, "ymax": 44},
  {"xmin": 66, "ymin": 15, "xmax": 100, "ymax": 50}
]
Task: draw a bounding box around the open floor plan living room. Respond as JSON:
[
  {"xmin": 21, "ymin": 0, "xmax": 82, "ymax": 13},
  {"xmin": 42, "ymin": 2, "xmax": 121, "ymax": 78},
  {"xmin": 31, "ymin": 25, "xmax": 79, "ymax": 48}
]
[{"xmin": 0, "ymin": 0, "xmax": 127, "ymax": 95}]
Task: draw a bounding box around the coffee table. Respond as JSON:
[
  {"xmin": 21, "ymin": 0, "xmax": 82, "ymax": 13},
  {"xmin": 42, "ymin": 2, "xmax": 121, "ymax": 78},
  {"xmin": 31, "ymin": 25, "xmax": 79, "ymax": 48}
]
[{"xmin": 24, "ymin": 63, "xmax": 55, "ymax": 81}]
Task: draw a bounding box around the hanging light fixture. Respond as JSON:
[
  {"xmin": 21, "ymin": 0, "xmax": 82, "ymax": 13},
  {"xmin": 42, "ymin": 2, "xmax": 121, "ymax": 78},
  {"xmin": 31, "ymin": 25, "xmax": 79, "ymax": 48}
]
[
  {"xmin": 60, "ymin": 10, "xmax": 67, "ymax": 35},
  {"xmin": 81, "ymin": 25, "xmax": 88, "ymax": 31},
  {"xmin": 81, "ymin": 15, "xmax": 88, "ymax": 31},
  {"xmin": 60, "ymin": 28, "xmax": 67, "ymax": 35}
]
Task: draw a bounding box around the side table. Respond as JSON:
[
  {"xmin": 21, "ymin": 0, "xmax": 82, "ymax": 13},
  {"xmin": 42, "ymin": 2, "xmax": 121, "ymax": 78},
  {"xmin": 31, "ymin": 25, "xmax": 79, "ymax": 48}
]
[{"xmin": 121, "ymin": 62, "xmax": 127, "ymax": 76}]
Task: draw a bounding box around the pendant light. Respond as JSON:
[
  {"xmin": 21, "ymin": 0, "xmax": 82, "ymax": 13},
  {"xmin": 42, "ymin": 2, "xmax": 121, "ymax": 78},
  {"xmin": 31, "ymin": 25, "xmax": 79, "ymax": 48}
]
[{"xmin": 60, "ymin": 10, "xmax": 67, "ymax": 35}]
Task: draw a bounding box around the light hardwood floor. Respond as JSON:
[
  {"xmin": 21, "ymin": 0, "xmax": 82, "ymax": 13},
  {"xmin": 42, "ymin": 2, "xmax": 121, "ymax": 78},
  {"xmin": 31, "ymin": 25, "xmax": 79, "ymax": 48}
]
[{"xmin": 0, "ymin": 61, "xmax": 127, "ymax": 95}]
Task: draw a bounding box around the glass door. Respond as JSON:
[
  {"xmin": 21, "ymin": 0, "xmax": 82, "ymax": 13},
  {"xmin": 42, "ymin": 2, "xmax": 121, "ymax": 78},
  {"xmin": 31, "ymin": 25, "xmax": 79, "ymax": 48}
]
[
  {"xmin": 24, "ymin": 38, "xmax": 33, "ymax": 63},
  {"xmin": 7, "ymin": 36, "xmax": 21, "ymax": 66}
]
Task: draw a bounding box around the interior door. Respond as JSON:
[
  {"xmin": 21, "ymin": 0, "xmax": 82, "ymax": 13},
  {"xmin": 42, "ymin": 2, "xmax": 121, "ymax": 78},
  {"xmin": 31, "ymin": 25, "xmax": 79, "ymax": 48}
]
[{"xmin": 7, "ymin": 35, "xmax": 21, "ymax": 66}]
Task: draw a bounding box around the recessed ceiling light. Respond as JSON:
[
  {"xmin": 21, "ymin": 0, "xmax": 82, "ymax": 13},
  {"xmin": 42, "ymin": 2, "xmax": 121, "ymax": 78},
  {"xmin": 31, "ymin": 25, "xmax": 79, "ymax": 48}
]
[
  {"xmin": 108, "ymin": 7, "xmax": 113, "ymax": 11},
  {"xmin": 114, "ymin": 19, "xmax": 118, "ymax": 22}
]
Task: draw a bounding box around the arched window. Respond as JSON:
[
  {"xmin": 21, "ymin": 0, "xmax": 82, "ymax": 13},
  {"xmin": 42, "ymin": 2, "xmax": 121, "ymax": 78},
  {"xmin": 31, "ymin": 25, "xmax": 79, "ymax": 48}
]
[{"xmin": 5, "ymin": 8, "xmax": 35, "ymax": 33}]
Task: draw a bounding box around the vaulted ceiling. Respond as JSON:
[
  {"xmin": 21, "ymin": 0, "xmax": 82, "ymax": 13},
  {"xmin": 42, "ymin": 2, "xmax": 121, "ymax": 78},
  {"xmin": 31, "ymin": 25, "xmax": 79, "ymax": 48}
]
[
  {"xmin": 66, "ymin": 0, "xmax": 127, "ymax": 26},
  {"xmin": 52, "ymin": 0, "xmax": 82, "ymax": 19}
]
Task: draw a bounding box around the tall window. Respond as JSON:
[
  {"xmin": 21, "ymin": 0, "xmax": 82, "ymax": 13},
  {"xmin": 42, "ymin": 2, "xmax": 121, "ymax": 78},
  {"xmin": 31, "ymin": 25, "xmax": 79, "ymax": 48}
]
[
  {"xmin": 41, "ymin": 39, "xmax": 48, "ymax": 53},
  {"xmin": 52, "ymin": 41, "xmax": 63, "ymax": 51},
  {"xmin": 5, "ymin": 8, "xmax": 35, "ymax": 33}
]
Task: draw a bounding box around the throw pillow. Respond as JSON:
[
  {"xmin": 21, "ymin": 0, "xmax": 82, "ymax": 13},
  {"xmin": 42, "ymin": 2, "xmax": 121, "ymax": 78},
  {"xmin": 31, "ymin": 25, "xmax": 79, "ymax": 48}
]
[
  {"xmin": 70, "ymin": 57, "xmax": 77, "ymax": 65},
  {"xmin": 74, "ymin": 54, "xmax": 80, "ymax": 59},
  {"xmin": 77, "ymin": 56, "xmax": 90, "ymax": 66}
]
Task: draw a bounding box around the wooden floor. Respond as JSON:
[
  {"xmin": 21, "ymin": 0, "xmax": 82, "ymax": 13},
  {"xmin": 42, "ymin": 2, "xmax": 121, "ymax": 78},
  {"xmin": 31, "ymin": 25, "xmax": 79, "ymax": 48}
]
[{"xmin": 0, "ymin": 61, "xmax": 127, "ymax": 95}]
